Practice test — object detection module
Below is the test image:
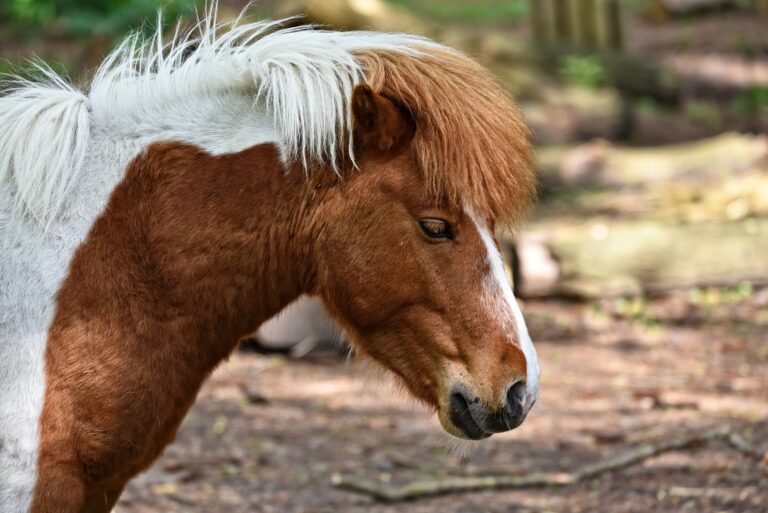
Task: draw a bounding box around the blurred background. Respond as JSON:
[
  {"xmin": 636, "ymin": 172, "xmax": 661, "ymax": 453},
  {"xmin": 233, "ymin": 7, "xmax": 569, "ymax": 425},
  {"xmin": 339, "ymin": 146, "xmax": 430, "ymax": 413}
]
[{"xmin": 2, "ymin": 1, "xmax": 766, "ymax": 512}]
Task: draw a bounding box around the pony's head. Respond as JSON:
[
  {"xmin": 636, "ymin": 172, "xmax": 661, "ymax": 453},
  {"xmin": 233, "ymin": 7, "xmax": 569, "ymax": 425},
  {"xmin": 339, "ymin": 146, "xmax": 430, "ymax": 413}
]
[{"xmin": 312, "ymin": 49, "xmax": 539, "ymax": 439}]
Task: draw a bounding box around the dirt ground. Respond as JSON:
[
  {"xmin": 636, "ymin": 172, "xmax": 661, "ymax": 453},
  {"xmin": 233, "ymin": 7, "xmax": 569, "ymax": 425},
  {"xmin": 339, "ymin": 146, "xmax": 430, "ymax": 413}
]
[{"xmin": 116, "ymin": 291, "xmax": 768, "ymax": 513}]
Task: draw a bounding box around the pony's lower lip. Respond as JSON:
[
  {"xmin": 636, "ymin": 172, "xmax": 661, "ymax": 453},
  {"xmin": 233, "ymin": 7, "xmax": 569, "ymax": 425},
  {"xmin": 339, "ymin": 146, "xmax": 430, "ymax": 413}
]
[{"xmin": 449, "ymin": 392, "xmax": 491, "ymax": 440}]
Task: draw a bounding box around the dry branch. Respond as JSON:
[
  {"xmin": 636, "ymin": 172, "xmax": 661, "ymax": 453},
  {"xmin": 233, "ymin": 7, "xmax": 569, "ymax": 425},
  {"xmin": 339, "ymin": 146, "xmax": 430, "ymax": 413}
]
[
  {"xmin": 332, "ymin": 428, "xmax": 763, "ymax": 502},
  {"xmin": 722, "ymin": 432, "xmax": 768, "ymax": 462}
]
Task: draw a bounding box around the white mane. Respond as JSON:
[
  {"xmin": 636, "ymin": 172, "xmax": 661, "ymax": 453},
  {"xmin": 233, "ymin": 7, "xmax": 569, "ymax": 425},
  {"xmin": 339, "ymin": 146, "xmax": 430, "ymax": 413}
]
[
  {"xmin": 0, "ymin": 69, "xmax": 90, "ymax": 225},
  {"xmin": 0, "ymin": 7, "xmax": 438, "ymax": 224}
]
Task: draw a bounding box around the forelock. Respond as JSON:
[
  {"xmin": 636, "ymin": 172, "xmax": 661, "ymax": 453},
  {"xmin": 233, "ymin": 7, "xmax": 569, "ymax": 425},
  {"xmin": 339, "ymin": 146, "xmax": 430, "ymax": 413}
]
[{"xmin": 356, "ymin": 47, "xmax": 536, "ymax": 225}]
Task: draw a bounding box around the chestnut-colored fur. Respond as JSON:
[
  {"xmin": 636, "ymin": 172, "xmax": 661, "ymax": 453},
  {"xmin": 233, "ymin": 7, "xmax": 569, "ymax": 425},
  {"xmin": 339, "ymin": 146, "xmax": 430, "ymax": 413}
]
[
  {"xmin": 357, "ymin": 48, "xmax": 536, "ymax": 223},
  {"xmin": 32, "ymin": 87, "xmax": 530, "ymax": 512},
  {"xmin": 33, "ymin": 142, "xmax": 315, "ymax": 512}
]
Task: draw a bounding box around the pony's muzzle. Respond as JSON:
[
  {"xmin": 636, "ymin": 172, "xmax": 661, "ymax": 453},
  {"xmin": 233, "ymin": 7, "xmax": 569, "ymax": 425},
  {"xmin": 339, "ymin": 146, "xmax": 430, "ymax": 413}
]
[{"xmin": 448, "ymin": 381, "xmax": 530, "ymax": 440}]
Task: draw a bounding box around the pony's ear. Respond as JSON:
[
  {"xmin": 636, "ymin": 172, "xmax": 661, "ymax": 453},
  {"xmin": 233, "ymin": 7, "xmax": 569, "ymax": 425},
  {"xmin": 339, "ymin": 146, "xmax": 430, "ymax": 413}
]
[{"xmin": 351, "ymin": 84, "xmax": 414, "ymax": 154}]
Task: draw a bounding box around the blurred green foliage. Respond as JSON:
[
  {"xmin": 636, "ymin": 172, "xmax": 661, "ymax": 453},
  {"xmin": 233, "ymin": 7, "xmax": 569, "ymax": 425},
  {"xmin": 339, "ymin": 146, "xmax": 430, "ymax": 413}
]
[
  {"xmin": 689, "ymin": 282, "xmax": 755, "ymax": 306},
  {"xmin": 731, "ymin": 86, "xmax": 768, "ymax": 115},
  {"xmin": 636, "ymin": 96, "xmax": 661, "ymax": 114},
  {"xmin": 685, "ymin": 100, "xmax": 721, "ymax": 129},
  {"xmin": 389, "ymin": 0, "xmax": 529, "ymax": 24},
  {"xmin": 0, "ymin": 58, "xmax": 68, "ymax": 79},
  {"xmin": 1, "ymin": 0, "xmax": 199, "ymax": 37},
  {"xmin": 622, "ymin": 0, "xmax": 649, "ymax": 12},
  {"xmin": 559, "ymin": 55, "xmax": 605, "ymax": 89}
]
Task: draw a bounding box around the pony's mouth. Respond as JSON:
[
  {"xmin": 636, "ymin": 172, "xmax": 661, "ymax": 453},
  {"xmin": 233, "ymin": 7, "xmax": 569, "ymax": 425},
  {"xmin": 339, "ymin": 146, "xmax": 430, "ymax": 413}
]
[{"xmin": 448, "ymin": 392, "xmax": 492, "ymax": 440}]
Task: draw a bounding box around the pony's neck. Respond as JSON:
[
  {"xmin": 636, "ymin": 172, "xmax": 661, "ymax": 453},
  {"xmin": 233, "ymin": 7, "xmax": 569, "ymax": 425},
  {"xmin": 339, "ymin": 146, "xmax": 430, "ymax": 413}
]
[
  {"xmin": 52, "ymin": 140, "xmax": 322, "ymax": 366},
  {"xmin": 36, "ymin": 141, "xmax": 323, "ymax": 497},
  {"xmin": 120, "ymin": 141, "xmax": 320, "ymax": 343},
  {"xmin": 55, "ymin": 139, "xmax": 322, "ymax": 386}
]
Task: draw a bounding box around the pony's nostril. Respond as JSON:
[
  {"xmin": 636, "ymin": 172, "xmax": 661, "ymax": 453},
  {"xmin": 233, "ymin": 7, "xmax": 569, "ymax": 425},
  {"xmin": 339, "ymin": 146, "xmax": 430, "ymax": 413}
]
[
  {"xmin": 450, "ymin": 391, "xmax": 468, "ymax": 414},
  {"xmin": 449, "ymin": 391, "xmax": 488, "ymax": 440},
  {"xmin": 507, "ymin": 381, "xmax": 527, "ymax": 412}
]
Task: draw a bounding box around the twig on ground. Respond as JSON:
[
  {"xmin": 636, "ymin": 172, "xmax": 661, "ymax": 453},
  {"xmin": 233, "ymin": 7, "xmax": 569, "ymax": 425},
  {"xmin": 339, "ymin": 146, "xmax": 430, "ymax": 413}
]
[
  {"xmin": 721, "ymin": 432, "xmax": 767, "ymax": 462},
  {"xmin": 331, "ymin": 428, "xmax": 764, "ymax": 502},
  {"xmin": 667, "ymin": 486, "xmax": 746, "ymax": 500}
]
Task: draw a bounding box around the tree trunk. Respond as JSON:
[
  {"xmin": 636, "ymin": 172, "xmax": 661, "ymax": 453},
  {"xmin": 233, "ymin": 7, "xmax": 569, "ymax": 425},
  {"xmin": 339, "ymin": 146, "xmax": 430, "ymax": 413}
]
[{"xmin": 532, "ymin": 0, "xmax": 624, "ymax": 51}]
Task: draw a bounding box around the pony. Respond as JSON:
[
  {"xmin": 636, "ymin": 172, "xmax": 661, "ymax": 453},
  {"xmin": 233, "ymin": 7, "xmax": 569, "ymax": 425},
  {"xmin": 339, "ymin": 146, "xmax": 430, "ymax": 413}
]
[{"xmin": 0, "ymin": 8, "xmax": 539, "ymax": 513}]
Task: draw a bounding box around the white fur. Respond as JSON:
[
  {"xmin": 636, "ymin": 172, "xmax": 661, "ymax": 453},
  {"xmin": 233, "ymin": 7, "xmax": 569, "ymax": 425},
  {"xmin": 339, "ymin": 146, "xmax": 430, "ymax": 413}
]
[
  {"xmin": 0, "ymin": 133, "xmax": 136, "ymax": 511},
  {"xmin": 0, "ymin": 65, "xmax": 90, "ymax": 226},
  {"xmin": 468, "ymin": 211, "xmax": 540, "ymax": 413},
  {"xmin": 0, "ymin": 7, "xmax": 443, "ymax": 510}
]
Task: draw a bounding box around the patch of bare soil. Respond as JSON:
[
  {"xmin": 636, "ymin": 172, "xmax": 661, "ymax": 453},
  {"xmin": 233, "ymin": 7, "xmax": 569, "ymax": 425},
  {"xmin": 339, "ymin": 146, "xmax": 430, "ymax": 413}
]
[{"xmin": 116, "ymin": 292, "xmax": 768, "ymax": 513}]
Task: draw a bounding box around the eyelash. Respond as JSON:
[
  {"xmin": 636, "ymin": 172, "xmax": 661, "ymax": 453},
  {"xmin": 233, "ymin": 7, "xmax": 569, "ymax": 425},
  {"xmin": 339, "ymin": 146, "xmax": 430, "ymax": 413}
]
[{"xmin": 418, "ymin": 218, "xmax": 454, "ymax": 240}]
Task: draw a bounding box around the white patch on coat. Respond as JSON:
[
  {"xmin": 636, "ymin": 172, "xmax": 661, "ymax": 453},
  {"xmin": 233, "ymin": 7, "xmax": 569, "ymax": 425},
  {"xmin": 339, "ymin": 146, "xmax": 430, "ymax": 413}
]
[{"xmin": 467, "ymin": 211, "xmax": 540, "ymax": 413}]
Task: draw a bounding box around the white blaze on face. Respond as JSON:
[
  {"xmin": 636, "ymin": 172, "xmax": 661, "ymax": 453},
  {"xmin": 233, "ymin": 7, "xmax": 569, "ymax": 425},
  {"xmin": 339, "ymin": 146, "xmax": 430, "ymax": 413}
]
[{"xmin": 468, "ymin": 210, "xmax": 541, "ymax": 413}]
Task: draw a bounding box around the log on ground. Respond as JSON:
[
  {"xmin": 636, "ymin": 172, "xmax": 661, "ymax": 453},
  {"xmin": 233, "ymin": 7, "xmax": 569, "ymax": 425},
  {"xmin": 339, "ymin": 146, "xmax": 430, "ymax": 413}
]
[
  {"xmin": 536, "ymin": 133, "xmax": 768, "ymax": 190},
  {"xmin": 512, "ymin": 217, "xmax": 768, "ymax": 298}
]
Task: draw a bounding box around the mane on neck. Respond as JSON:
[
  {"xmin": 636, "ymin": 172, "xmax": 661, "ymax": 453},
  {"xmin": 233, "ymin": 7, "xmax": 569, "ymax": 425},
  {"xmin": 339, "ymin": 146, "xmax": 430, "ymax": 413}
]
[{"xmin": 0, "ymin": 6, "xmax": 533, "ymax": 226}]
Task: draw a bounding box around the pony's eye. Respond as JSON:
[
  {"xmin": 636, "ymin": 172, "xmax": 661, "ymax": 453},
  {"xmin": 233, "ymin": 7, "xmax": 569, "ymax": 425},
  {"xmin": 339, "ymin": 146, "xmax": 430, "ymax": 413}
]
[{"xmin": 418, "ymin": 218, "xmax": 454, "ymax": 240}]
